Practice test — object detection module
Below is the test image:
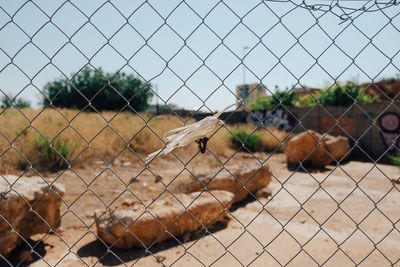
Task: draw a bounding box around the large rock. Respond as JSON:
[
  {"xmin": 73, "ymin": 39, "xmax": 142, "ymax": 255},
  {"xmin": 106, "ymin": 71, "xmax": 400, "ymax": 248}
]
[
  {"xmin": 325, "ymin": 135, "xmax": 350, "ymax": 161},
  {"xmin": 189, "ymin": 162, "xmax": 271, "ymax": 203},
  {"xmin": 95, "ymin": 190, "xmax": 233, "ymax": 248},
  {"xmin": 0, "ymin": 175, "xmax": 65, "ymax": 257},
  {"xmin": 286, "ymin": 130, "xmax": 350, "ymax": 168}
]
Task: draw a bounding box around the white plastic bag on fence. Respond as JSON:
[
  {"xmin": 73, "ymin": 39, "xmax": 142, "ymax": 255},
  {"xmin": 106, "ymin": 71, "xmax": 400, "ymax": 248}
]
[{"xmin": 145, "ymin": 101, "xmax": 241, "ymax": 163}]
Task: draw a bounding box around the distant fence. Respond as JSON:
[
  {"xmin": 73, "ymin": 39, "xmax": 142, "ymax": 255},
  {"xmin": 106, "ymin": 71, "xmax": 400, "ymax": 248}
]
[
  {"xmin": 289, "ymin": 103, "xmax": 400, "ymax": 161},
  {"xmin": 159, "ymin": 103, "xmax": 400, "ymax": 161}
]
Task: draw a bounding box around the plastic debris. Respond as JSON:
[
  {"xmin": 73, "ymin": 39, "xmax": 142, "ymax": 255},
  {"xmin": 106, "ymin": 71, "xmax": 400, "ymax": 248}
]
[{"xmin": 145, "ymin": 101, "xmax": 241, "ymax": 163}]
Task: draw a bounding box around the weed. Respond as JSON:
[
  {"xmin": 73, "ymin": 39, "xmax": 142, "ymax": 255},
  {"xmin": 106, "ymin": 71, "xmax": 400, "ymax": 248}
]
[
  {"xmin": 390, "ymin": 154, "xmax": 400, "ymax": 168},
  {"xmin": 229, "ymin": 129, "xmax": 262, "ymax": 152},
  {"xmin": 32, "ymin": 135, "xmax": 75, "ymax": 172},
  {"xmin": 207, "ymin": 157, "xmax": 223, "ymax": 169}
]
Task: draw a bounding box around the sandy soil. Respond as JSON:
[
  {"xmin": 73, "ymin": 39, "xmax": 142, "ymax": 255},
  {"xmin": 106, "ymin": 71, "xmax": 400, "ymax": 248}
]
[{"xmin": 4, "ymin": 152, "xmax": 400, "ymax": 266}]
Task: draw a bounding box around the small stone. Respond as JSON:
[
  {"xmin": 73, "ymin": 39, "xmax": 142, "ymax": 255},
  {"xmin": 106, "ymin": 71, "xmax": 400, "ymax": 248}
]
[
  {"xmin": 391, "ymin": 178, "xmax": 400, "ymax": 184},
  {"xmin": 132, "ymin": 205, "xmax": 140, "ymax": 211},
  {"xmin": 111, "ymin": 189, "xmax": 122, "ymax": 194},
  {"xmin": 86, "ymin": 211, "xmax": 95, "ymax": 218},
  {"xmin": 255, "ymin": 187, "xmax": 272, "ymax": 199},
  {"xmin": 54, "ymin": 227, "xmax": 64, "ymax": 234},
  {"xmin": 122, "ymin": 162, "xmax": 132, "ymax": 167},
  {"xmin": 156, "ymin": 255, "xmax": 166, "ymax": 263}
]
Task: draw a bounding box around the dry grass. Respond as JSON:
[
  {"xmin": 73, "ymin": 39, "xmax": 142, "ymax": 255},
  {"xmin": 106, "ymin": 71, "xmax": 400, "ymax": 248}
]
[
  {"xmin": 226, "ymin": 124, "xmax": 289, "ymax": 152},
  {"xmin": 0, "ymin": 108, "xmax": 288, "ymax": 174}
]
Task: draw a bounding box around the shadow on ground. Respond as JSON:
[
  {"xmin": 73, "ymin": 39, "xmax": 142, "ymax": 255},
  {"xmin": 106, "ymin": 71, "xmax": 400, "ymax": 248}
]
[
  {"xmin": 287, "ymin": 164, "xmax": 331, "ymax": 173},
  {"xmin": 77, "ymin": 221, "xmax": 228, "ymax": 266},
  {"xmin": 229, "ymin": 193, "xmax": 259, "ymax": 212},
  {"xmin": 77, "ymin": 194, "xmax": 261, "ymax": 266},
  {"xmin": 0, "ymin": 239, "xmax": 47, "ymax": 266}
]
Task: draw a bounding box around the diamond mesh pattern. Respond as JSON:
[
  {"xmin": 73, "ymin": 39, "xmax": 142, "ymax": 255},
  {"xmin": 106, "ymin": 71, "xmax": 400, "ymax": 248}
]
[{"xmin": 1, "ymin": 0, "xmax": 400, "ymax": 266}]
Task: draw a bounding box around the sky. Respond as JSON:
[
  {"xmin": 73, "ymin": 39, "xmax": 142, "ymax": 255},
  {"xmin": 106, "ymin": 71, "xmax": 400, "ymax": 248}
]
[{"xmin": 0, "ymin": 0, "xmax": 399, "ymax": 112}]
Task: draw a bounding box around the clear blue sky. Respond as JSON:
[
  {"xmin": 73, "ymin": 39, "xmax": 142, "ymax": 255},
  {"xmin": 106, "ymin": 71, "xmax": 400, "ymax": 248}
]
[{"xmin": 0, "ymin": 0, "xmax": 399, "ymax": 112}]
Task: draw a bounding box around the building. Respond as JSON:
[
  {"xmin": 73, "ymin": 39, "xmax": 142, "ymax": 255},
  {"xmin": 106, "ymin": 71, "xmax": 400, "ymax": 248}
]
[
  {"xmin": 293, "ymin": 86, "xmax": 322, "ymax": 96},
  {"xmin": 363, "ymin": 79, "xmax": 400, "ymax": 102},
  {"xmin": 236, "ymin": 83, "xmax": 267, "ymax": 110}
]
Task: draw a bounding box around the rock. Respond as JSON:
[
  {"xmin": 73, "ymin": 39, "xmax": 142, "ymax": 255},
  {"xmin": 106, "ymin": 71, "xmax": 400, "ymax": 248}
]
[
  {"xmin": 285, "ymin": 130, "xmax": 350, "ymax": 168},
  {"xmin": 156, "ymin": 255, "xmax": 166, "ymax": 263},
  {"xmin": 95, "ymin": 190, "xmax": 233, "ymax": 249},
  {"xmin": 122, "ymin": 162, "xmax": 132, "ymax": 167},
  {"xmin": 286, "ymin": 130, "xmax": 332, "ymax": 168},
  {"xmin": 0, "ymin": 175, "xmax": 65, "ymax": 257},
  {"xmin": 188, "ymin": 162, "xmax": 271, "ymax": 203},
  {"xmin": 325, "ymin": 135, "xmax": 350, "ymax": 161}
]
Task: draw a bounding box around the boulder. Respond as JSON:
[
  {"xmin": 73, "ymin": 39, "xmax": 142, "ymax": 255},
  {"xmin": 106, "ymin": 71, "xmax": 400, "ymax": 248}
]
[
  {"xmin": 95, "ymin": 190, "xmax": 233, "ymax": 249},
  {"xmin": 325, "ymin": 135, "xmax": 350, "ymax": 161},
  {"xmin": 286, "ymin": 130, "xmax": 350, "ymax": 168},
  {"xmin": 0, "ymin": 175, "xmax": 65, "ymax": 257},
  {"xmin": 189, "ymin": 162, "xmax": 271, "ymax": 203}
]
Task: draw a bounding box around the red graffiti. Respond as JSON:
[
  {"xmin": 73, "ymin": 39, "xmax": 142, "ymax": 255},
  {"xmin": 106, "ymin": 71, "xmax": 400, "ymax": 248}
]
[
  {"xmin": 379, "ymin": 112, "xmax": 400, "ymax": 151},
  {"xmin": 380, "ymin": 113, "xmax": 399, "ymax": 131}
]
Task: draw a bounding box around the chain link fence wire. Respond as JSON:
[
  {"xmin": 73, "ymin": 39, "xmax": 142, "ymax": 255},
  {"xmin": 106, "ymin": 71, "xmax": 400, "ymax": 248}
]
[{"xmin": 1, "ymin": 0, "xmax": 400, "ymax": 266}]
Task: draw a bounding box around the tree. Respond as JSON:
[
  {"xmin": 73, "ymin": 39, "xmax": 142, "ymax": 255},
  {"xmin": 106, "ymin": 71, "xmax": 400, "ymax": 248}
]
[
  {"xmin": 250, "ymin": 95, "xmax": 271, "ymax": 110},
  {"xmin": 269, "ymin": 89, "xmax": 296, "ymax": 108},
  {"xmin": 295, "ymin": 92, "xmax": 321, "ymax": 108},
  {"xmin": 250, "ymin": 87, "xmax": 296, "ymax": 111},
  {"xmin": 1, "ymin": 94, "xmax": 31, "ymax": 108},
  {"xmin": 42, "ymin": 67, "xmax": 153, "ymax": 112},
  {"xmin": 319, "ymin": 81, "xmax": 378, "ymax": 107}
]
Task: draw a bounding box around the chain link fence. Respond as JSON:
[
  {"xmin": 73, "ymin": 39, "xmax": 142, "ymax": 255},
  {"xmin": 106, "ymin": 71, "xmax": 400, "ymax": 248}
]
[{"xmin": 1, "ymin": 0, "xmax": 400, "ymax": 266}]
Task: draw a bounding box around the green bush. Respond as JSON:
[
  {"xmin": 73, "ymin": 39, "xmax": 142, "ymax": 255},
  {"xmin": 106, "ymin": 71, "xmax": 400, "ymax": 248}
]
[
  {"xmin": 229, "ymin": 129, "xmax": 262, "ymax": 152},
  {"xmin": 32, "ymin": 135, "xmax": 74, "ymax": 172},
  {"xmin": 42, "ymin": 67, "xmax": 153, "ymax": 112},
  {"xmin": 250, "ymin": 88, "xmax": 296, "ymax": 111},
  {"xmin": 319, "ymin": 81, "xmax": 378, "ymax": 107},
  {"xmin": 295, "ymin": 92, "xmax": 321, "ymax": 108},
  {"xmin": 1, "ymin": 95, "xmax": 31, "ymax": 108},
  {"xmin": 250, "ymin": 96, "xmax": 271, "ymax": 110},
  {"xmin": 250, "ymin": 82, "xmax": 380, "ymax": 110},
  {"xmin": 270, "ymin": 89, "xmax": 296, "ymax": 108},
  {"xmin": 390, "ymin": 154, "xmax": 400, "ymax": 168}
]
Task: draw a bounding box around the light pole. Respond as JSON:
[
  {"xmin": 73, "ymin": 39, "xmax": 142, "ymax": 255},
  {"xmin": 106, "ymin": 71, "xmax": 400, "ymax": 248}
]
[
  {"xmin": 155, "ymin": 84, "xmax": 159, "ymax": 114},
  {"xmin": 242, "ymin": 46, "xmax": 250, "ymax": 86}
]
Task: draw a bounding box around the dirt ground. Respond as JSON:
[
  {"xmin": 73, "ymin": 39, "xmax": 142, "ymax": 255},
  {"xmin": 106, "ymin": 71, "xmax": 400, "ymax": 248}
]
[{"xmin": 5, "ymin": 152, "xmax": 400, "ymax": 266}]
